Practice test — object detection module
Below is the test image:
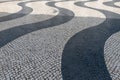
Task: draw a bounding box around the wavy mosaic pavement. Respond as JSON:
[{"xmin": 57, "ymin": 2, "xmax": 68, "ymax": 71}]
[{"xmin": 0, "ymin": 0, "xmax": 120, "ymax": 80}]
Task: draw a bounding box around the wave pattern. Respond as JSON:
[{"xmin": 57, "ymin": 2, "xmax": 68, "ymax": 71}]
[
  {"xmin": 103, "ymin": 0, "xmax": 120, "ymax": 8},
  {"xmin": 0, "ymin": 0, "xmax": 120, "ymax": 80}
]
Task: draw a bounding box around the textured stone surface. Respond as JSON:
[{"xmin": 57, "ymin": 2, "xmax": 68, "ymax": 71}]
[{"xmin": 0, "ymin": 0, "xmax": 120, "ymax": 80}]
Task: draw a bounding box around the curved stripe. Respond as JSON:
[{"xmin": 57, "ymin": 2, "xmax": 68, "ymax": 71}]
[
  {"xmin": 61, "ymin": 0, "xmax": 120, "ymax": 80},
  {"xmin": 0, "ymin": 1, "xmax": 33, "ymax": 22},
  {"xmin": 103, "ymin": 0, "xmax": 120, "ymax": 8},
  {"xmin": 84, "ymin": 1, "xmax": 120, "ymax": 80},
  {"xmin": 0, "ymin": 1, "xmax": 74, "ymax": 48},
  {"xmin": 55, "ymin": 1, "xmax": 105, "ymax": 18},
  {"xmin": 104, "ymin": 32, "xmax": 120, "ymax": 80},
  {"xmin": 0, "ymin": 1, "xmax": 59, "ymax": 31},
  {"xmin": 84, "ymin": 0, "xmax": 120, "ymax": 17},
  {"xmin": 0, "ymin": 1, "xmax": 22, "ymax": 17},
  {"xmin": 26, "ymin": 1, "xmax": 58, "ymax": 15},
  {"xmin": 114, "ymin": 1, "xmax": 120, "ymax": 8}
]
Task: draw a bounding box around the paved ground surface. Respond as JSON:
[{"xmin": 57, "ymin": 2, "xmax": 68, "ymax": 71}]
[{"xmin": 0, "ymin": 0, "xmax": 120, "ymax": 80}]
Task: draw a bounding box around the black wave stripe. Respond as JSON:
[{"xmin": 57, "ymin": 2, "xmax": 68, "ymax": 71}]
[
  {"xmin": 0, "ymin": 1, "xmax": 74, "ymax": 48},
  {"xmin": 103, "ymin": 0, "xmax": 120, "ymax": 8},
  {"xmin": 61, "ymin": 0, "xmax": 120, "ymax": 80},
  {"xmin": 0, "ymin": 1, "xmax": 33, "ymax": 22}
]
